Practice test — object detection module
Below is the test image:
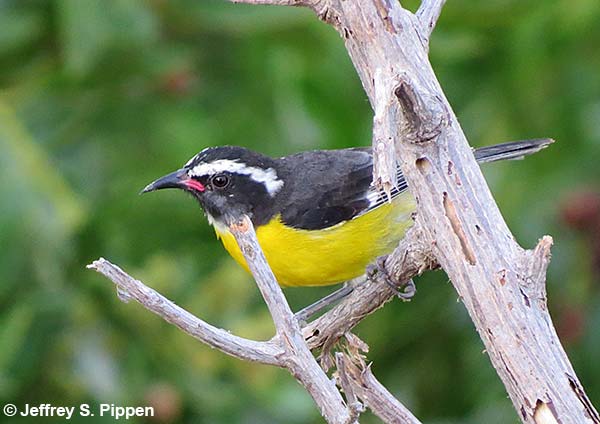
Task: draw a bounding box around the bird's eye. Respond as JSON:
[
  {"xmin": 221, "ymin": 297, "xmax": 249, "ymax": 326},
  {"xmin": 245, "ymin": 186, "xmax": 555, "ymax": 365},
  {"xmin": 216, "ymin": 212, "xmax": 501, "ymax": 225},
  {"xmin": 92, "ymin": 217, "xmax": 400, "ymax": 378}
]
[{"xmin": 211, "ymin": 174, "xmax": 230, "ymax": 189}]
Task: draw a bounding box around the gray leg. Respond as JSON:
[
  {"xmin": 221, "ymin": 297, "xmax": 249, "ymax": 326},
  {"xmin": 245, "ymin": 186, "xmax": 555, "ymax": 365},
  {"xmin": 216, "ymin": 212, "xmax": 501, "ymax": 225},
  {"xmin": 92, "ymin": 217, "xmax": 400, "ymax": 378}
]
[{"xmin": 295, "ymin": 277, "xmax": 365, "ymax": 324}]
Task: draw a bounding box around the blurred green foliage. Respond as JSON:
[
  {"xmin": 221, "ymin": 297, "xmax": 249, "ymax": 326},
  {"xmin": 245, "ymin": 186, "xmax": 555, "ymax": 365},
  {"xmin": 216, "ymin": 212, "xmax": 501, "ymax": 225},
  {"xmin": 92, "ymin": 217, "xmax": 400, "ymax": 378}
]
[{"xmin": 1, "ymin": 0, "xmax": 599, "ymax": 423}]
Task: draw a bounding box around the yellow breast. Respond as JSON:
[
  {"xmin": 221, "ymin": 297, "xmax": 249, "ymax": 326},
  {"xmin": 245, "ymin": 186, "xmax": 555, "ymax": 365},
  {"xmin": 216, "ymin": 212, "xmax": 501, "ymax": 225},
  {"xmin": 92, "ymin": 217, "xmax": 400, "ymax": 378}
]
[{"xmin": 213, "ymin": 192, "xmax": 416, "ymax": 287}]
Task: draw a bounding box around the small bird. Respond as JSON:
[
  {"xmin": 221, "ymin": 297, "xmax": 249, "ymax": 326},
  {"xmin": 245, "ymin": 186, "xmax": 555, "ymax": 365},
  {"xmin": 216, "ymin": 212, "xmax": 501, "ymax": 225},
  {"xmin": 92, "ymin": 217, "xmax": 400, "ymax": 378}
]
[{"xmin": 142, "ymin": 139, "xmax": 551, "ymax": 288}]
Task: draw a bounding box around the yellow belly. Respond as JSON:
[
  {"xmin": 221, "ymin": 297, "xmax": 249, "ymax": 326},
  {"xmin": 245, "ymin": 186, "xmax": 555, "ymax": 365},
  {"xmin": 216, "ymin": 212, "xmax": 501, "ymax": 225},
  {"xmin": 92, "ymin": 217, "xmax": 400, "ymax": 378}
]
[{"xmin": 214, "ymin": 192, "xmax": 416, "ymax": 287}]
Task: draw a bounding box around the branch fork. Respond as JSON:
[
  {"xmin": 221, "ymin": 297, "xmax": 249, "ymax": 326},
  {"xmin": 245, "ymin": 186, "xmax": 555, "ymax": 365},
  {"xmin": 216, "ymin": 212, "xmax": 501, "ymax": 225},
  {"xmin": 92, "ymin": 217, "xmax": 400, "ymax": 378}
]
[
  {"xmin": 89, "ymin": 0, "xmax": 598, "ymax": 422},
  {"xmin": 88, "ymin": 213, "xmax": 431, "ymax": 423}
]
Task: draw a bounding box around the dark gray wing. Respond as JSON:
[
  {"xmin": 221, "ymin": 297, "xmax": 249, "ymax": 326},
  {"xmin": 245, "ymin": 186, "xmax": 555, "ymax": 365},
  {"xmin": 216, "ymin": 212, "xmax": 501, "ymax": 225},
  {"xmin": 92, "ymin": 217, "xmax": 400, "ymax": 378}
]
[
  {"xmin": 274, "ymin": 139, "xmax": 551, "ymax": 230},
  {"xmin": 276, "ymin": 148, "xmax": 408, "ymax": 230}
]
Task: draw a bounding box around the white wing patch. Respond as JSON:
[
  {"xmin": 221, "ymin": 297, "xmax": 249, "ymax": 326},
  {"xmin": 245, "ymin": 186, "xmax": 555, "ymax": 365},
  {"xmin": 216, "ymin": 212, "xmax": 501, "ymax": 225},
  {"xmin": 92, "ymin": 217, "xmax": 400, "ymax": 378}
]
[
  {"xmin": 189, "ymin": 159, "xmax": 284, "ymax": 196},
  {"xmin": 360, "ymin": 168, "xmax": 408, "ymax": 216}
]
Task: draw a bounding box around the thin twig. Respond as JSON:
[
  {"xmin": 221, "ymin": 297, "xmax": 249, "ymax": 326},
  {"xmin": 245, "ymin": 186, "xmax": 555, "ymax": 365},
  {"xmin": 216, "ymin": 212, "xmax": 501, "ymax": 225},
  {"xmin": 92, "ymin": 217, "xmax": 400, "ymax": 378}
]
[
  {"xmin": 336, "ymin": 353, "xmax": 422, "ymax": 424},
  {"xmin": 335, "ymin": 352, "xmax": 365, "ymax": 423},
  {"xmin": 87, "ymin": 258, "xmax": 283, "ymax": 365},
  {"xmin": 416, "ymin": 0, "xmax": 446, "ymax": 43},
  {"xmin": 303, "ymin": 222, "xmax": 435, "ymax": 351},
  {"xmin": 229, "ymin": 0, "xmax": 314, "ymax": 6},
  {"xmin": 227, "ymin": 216, "xmax": 351, "ymax": 424},
  {"xmin": 228, "ymin": 217, "xmax": 299, "ymax": 337},
  {"xmin": 90, "ymin": 217, "xmax": 352, "ymax": 424}
]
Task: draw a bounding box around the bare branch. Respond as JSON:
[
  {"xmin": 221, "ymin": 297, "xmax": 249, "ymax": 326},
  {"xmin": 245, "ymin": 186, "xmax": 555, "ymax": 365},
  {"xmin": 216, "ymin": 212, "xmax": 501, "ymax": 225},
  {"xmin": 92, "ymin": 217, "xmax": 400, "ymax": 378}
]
[
  {"xmin": 93, "ymin": 0, "xmax": 599, "ymax": 422},
  {"xmin": 372, "ymin": 67, "xmax": 398, "ymax": 196},
  {"xmin": 229, "ymin": 0, "xmax": 314, "ymax": 7},
  {"xmin": 416, "ymin": 0, "xmax": 446, "ymax": 43},
  {"xmin": 334, "ymin": 353, "xmax": 364, "ymax": 421},
  {"xmin": 90, "ymin": 219, "xmax": 352, "ymax": 424},
  {"xmin": 228, "ymin": 217, "xmax": 299, "ymax": 337},
  {"xmin": 87, "ymin": 258, "xmax": 283, "ymax": 365},
  {"xmin": 290, "ymin": 0, "xmax": 598, "ymax": 421},
  {"xmin": 336, "ymin": 353, "xmax": 422, "ymax": 424},
  {"xmin": 228, "ymin": 216, "xmax": 351, "ymax": 424},
  {"xmin": 304, "ymin": 222, "xmax": 436, "ymax": 351}
]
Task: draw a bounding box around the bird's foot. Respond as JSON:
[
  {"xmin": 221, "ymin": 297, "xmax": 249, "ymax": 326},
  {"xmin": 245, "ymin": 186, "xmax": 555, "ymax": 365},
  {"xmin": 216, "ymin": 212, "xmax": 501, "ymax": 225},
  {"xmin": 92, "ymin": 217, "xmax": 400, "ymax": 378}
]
[{"xmin": 367, "ymin": 255, "xmax": 416, "ymax": 300}]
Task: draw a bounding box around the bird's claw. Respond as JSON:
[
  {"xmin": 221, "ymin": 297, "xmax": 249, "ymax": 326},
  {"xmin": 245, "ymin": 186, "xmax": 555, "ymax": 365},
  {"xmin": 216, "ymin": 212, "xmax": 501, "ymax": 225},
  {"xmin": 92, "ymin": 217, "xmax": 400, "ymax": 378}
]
[{"xmin": 367, "ymin": 255, "xmax": 416, "ymax": 301}]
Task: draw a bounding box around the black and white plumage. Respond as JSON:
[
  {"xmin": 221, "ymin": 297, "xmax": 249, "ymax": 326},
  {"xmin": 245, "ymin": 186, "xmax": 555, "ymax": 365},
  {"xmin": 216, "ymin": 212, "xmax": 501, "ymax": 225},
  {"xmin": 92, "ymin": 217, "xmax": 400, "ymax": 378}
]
[
  {"xmin": 142, "ymin": 138, "xmax": 552, "ymax": 287},
  {"xmin": 175, "ymin": 138, "xmax": 551, "ymax": 230}
]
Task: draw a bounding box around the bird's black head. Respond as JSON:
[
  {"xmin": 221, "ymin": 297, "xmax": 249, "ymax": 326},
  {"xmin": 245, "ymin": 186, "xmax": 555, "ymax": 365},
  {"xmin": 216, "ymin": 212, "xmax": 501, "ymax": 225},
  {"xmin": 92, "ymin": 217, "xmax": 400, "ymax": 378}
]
[{"xmin": 142, "ymin": 146, "xmax": 284, "ymax": 227}]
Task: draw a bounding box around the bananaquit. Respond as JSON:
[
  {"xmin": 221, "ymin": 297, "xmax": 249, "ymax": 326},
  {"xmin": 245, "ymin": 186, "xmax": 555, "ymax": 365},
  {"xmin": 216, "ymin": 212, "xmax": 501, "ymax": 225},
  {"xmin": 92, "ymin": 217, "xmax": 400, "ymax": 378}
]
[{"xmin": 142, "ymin": 139, "xmax": 550, "ymax": 288}]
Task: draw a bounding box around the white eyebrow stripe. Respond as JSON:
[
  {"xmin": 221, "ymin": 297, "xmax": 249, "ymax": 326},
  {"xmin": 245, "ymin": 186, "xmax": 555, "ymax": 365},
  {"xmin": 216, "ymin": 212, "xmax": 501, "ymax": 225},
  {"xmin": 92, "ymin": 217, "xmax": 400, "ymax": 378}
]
[{"xmin": 188, "ymin": 159, "xmax": 284, "ymax": 196}]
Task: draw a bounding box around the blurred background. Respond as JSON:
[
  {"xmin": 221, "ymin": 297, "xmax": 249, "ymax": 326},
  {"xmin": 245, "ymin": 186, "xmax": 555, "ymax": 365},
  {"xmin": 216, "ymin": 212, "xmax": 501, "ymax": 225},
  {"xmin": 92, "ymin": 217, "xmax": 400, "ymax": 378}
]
[{"xmin": 1, "ymin": 0, "xmax": 599, "ymax": 422}]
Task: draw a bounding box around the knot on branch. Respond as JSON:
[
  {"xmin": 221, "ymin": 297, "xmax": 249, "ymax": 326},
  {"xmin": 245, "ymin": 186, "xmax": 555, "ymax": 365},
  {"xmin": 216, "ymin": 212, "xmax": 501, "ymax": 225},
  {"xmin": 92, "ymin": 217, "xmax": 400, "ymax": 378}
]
[
  {"xmin": 519, "ymin": 236, "xmax": 553, "ymax": 310},
  {"xmin": 394, "ymin": 73, "xmax": 448, "ymax": 144},
  {"xmin": 314, "ymin": 2, "xmax": 342, "ymax": 27}
]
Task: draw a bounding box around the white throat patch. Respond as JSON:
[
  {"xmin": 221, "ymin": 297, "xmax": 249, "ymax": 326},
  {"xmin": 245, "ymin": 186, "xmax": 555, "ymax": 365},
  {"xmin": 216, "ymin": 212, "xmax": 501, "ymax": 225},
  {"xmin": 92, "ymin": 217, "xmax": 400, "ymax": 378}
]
[
  {"xmin": 205, "ymin": 211, "xmax": 229, "ymax": 233},
  {"xmin": 189, "ymin": 159, "xmax": 284, "ymax": 196}
]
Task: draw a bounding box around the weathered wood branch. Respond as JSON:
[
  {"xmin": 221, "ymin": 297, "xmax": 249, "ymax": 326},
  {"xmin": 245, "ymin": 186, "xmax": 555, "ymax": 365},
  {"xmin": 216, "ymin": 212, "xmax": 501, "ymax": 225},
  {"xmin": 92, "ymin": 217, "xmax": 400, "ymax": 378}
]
[
  {"xmin": 87, "ymin": 258, "xmax": 283, "ymax": 365},
  {"xmin": 416, "ymin": 0, "xmax": 446, "ymax": 43},
  {"xmin": 231, "ymin": 0, "xmax": 310, "ymax": 6},
  {"xmin": 303, "ymin": 221, "xmax": 436, "ymax": 352},
  {"xmin": 89, "ymin": 210, "xmax": 427, "ymax": 423},
  {"xmin": 226, "ymin": 216, "xmax": 351, "ymax": 424},
  {"xmin": 228, "ymin": 0, "xmax": 598, "ymax": 422},
  {"xmin": 279, "ymin": 0, "xmax": 597, "ymax": 422},
  {"xmin": 90, "ymin": 215, "xmax": 353, "ymax": 424},
  {"xmin": 336, "ymin": 352, "xmax": 422, "ymax": 424},
  {"xmin": 91, "ymin": 0, "xmax": 599, "ymax": 422}
]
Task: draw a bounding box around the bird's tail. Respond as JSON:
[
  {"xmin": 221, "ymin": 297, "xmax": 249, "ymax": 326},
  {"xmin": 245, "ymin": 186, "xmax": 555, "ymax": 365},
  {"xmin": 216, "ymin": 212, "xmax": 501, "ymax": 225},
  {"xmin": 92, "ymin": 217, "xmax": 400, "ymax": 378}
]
[{"xmin": 474, "ymin": 138, "xmax": 554, "ymax": 163}]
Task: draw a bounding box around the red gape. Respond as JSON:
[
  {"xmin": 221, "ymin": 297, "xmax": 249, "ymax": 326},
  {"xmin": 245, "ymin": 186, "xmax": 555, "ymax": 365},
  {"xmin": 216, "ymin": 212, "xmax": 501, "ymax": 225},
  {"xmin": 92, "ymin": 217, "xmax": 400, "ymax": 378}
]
[{"xmin": 184, "ymin": 179, "xmax": 205, "ymax": 192}]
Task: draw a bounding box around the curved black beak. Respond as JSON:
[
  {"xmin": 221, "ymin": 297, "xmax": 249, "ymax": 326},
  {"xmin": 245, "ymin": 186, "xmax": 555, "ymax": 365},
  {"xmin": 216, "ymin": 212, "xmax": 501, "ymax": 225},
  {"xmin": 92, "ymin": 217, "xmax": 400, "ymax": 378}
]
[{"xmin": 141, "ymin": 169, "xmax": 187, "ymax": 194}]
